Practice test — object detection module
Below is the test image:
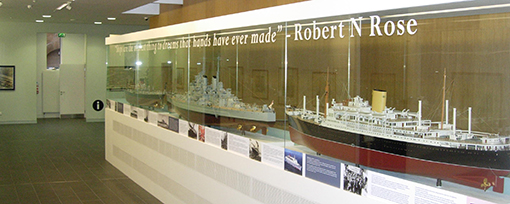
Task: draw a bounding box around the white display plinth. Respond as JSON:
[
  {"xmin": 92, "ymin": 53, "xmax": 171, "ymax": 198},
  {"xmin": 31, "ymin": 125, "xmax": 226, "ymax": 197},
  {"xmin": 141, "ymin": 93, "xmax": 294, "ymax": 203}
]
[{"xmin": 105, "ymin": 109, "xmax": 374, "ymax": 204}]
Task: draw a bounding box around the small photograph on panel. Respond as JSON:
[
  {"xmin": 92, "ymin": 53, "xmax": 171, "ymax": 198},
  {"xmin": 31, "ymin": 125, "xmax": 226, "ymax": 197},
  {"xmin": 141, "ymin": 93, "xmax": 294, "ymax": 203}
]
[
  {"xmin": 249, "ymin": 139, "xmax": 261, "ymax": 162},
  {"xmin": 343, "ymin": 164, "xmax": 368, "ymax": 196},
  {"xmin": 168, "ymin": 116, "xmax": 179, "ymax": 132},
  {"xmin": 130, "ymin": 108, "xmax": 138, "ymax": 118},
  {"xmin": 157, "ymin": 114, "xmax": 169, "ymax": 129},
  {"xmin": 143, "ymin": 109, "xmax": 149, "ymax": 122},
  {"xmin": 221, "ymin": 132, "xmax": 228, "ymax": 150},
  {"xmin": 198, "ymin": 125, "xmax": 205, "ymax": 142},
  {"xmin": 116, "ymin": 102, "xmax": 124, "ymax": 113},
  {"xmin": 284, "ymin": 149, "xmax": 303, "ymax": 175},
  {"xmin": 188, "ymin": 122, "xmax": 198, "ymax": 139},
  {"xmin": 106, "ymin": 99, "xmax": 111, "ymax": 109}
]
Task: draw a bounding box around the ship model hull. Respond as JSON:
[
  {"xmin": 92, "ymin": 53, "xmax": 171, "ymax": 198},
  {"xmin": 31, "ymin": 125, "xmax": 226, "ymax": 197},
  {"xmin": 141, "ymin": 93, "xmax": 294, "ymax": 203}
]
[
  {"xmin": 125, "ymin": 90, "xmax": 165, "ymax": 107},
  {"xmin": 170, "ymin": 97, "xmax": 275, "ymax": 134},
  {"xmin": 288, "ymin": 114, "xmax": 510, "ymax": 193}
]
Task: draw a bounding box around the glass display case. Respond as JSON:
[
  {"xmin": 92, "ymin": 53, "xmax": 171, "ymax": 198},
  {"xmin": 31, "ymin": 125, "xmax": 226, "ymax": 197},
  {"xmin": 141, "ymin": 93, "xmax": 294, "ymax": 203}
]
[{"xmin": 107, "ymin": 2, "xmax": 510, "ymax": 202}]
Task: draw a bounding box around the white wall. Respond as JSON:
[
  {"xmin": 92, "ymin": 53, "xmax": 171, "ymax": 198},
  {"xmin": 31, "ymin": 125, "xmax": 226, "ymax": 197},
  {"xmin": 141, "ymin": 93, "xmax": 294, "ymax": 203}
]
[{"xmin": 0, "ymin": 21, "xmax": 147, "ymax": 124}]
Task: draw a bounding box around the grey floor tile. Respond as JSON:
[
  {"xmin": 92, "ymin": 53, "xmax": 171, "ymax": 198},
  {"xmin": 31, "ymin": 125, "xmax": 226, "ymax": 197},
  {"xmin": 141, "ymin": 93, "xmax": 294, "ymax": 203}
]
[{"xmin": 0, "ymin": 119, "xmax": 162, "ymax": 204}]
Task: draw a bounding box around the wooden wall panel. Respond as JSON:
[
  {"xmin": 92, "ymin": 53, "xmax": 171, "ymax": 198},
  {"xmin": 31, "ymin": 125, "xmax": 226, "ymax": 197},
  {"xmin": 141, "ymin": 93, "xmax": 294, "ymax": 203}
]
[{"xmin": 150, "ymin": 0, "xmax": 308, "ymax": 28}]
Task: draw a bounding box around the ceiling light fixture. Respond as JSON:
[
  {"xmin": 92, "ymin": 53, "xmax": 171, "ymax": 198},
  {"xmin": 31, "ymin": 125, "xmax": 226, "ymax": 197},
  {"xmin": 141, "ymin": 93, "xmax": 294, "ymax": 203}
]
[
  {"xmin": 0, "ymin": 2, "xmax": 3, "ymax": 7},
  {"xmin": 36, "ymin": 20, "xmax": 44, "ymax": 23},
  {"xmin": 107, "ymin": 17, "xmax": 116, "ymax": 21},
  {"xmin": 43, "ymin": 15, "xmax": 51, "ymax": 18},
  {"xmin": 94, "ymin": 21, "xmax": 102, "ymax": 25}
]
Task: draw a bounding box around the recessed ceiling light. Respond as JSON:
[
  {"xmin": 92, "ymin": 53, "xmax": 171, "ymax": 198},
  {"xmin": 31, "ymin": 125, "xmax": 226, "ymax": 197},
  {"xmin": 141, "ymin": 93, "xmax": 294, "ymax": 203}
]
[
  {"xmin": 43, "ymin": 15, "xmax": 51, "ymax": 18},
  {"xmin": 107, "ymin": 17, "xmax": 116, "ymax": 21},
  {"xmin": 36, "ymin": 20, "xmax": 44, "ymax": 23},
  {"xmin": 94, "ymin": 21, "xmax": 102, "ymax": 25}
]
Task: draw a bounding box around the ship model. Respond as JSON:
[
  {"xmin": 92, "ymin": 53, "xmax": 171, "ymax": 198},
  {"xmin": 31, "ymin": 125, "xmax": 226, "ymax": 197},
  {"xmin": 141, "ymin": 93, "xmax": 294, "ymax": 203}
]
[
  {"xmin": 286, "ymin": 89, "xmax": 510, "ymax": 193},
  {"xmin": 168, "ymin": 70, "xmax": 276, "ymax": 134},
  {"xmin": 125, "ymin": 83, "xmax": 165, "ymax": 108}
]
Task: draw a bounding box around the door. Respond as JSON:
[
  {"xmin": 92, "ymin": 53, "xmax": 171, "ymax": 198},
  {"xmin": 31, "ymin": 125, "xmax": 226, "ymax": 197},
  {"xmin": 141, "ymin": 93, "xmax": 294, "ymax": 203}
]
[
  {"xmin": 60, "ymin": 64, "xmax": 85, "ymax": 116},
  {"xmin": 59, "ymin": 34, "xmax": 86, "ymax": 117}
]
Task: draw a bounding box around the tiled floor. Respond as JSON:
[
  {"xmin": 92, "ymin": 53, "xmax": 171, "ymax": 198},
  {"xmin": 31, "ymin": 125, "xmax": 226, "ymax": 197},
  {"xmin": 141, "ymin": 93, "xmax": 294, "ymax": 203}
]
[{"xmin": 0, "ymin": 119, "xmax": 163, "ymax": 204}]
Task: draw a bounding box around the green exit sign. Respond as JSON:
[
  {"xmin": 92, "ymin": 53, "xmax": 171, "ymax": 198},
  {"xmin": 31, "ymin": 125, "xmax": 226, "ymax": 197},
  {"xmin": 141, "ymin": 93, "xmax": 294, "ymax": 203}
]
[{"xmin": 58, "ymin": 33, "xmax": 66, "ymax": 37}]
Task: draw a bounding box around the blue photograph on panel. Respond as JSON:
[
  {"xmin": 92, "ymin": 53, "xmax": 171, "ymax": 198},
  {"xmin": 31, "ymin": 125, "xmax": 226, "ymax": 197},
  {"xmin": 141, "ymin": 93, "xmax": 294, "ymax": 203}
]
[{"xmin": 284, "ymin": 149, "xmax": 303, "ymax": 175}]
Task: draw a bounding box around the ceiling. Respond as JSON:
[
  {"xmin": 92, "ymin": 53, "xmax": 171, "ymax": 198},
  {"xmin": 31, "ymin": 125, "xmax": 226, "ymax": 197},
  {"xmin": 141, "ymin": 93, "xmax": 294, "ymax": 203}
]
[{"xmin": 0, "ymin": 0, "xmax": 179, "ymax": 25}]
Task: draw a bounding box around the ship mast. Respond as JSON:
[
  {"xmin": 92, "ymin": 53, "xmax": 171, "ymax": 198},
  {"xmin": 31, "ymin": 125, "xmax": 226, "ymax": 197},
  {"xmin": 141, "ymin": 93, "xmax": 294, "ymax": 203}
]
[
  {"xmin": 325, "ymin": 67, "xmax": 330, "ymax": 113},
  {"xmin": 440, "ymin": 68, "xmax": 446, "ymax": 130}
]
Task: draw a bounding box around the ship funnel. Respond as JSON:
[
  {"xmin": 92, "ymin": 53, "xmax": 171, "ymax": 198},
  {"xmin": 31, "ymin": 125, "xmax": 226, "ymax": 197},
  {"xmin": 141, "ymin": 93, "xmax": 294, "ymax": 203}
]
[
  {"xmin": 212, "ymin": 76, "xmax": 218, "ymax": 90},
  {"xmin": 453, "ymin": 108, "xmax": 456, "ymax": 133},
  {"xmin": 468, "ymin": 107, "xmax": 472, "ymax": 135},
  {"xmin": 303, "ymin": 96, "xmax": 306, "ymax": 111},
  {"xmin": 372, "ymin": 89, "xmax": 387, "ymax": 113},
  {"xmin": 202, "ymin": 75, "xmax": 208, "ymax": 90}
]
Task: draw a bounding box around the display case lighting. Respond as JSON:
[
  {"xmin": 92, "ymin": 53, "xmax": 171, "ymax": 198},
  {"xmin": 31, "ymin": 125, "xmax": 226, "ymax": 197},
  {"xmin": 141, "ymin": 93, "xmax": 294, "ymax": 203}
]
[{"xmin": 383, "ymin": 3, "xmax": 510, "ymax": 18}]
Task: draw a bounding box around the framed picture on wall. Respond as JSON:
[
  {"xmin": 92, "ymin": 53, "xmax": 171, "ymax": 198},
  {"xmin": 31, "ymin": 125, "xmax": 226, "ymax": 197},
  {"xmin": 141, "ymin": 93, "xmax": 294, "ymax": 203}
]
[{"xmin": 0, "ymin": 66, "xmax": 15, "ymax": 90}]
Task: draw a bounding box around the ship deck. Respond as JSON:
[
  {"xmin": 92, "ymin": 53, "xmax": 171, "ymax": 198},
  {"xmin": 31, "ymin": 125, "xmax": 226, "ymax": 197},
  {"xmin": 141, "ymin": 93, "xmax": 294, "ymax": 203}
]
[{"xmin": 302, "ymin": 114, "xmax": 510, "ymax": 150}]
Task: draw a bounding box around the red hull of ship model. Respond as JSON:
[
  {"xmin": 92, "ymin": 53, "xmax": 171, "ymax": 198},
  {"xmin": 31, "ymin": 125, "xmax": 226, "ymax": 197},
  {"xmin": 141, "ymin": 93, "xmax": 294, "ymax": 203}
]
[{"xmin": 289, "ymin": 126, "xmax": 509, "ymax": 193}]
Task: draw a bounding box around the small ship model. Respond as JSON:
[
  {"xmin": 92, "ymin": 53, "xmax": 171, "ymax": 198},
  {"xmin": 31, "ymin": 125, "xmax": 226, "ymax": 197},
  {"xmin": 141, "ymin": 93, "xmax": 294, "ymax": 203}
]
[{"xmin": 125, "ymin": 83, "xmax": 165, "ymax": 108}]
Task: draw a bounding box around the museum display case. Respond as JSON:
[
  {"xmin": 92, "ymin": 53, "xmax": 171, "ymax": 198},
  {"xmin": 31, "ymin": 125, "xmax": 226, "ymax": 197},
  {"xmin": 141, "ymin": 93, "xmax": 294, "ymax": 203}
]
[{"xmin": 106, "ymin": 1, "xmax": 510, "ymax": 203}]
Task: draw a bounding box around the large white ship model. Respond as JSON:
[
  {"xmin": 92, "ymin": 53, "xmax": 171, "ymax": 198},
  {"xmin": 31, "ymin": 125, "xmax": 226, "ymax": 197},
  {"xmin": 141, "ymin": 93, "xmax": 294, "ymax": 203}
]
[
  {"xmin": 169, "ymin": 70, "xmax": 276, "ymax": 133},
  {"xmin": 286, "ymin": 90, "xmax": 510, "ymax": 193}
]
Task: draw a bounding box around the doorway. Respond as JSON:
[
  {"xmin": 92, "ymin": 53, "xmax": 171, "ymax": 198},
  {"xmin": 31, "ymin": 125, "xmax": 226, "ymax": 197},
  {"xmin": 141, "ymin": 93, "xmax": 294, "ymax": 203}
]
[{"xmin": 41, "ymin": 33, "xmax": 86, "ymax": 118}]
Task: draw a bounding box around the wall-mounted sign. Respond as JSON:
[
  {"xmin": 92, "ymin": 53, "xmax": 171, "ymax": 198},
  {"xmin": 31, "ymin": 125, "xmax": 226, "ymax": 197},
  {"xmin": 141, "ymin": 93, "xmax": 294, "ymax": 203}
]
[{"xmin": 92, "ymin": 100, "xmax": 104, "ymax": 111}]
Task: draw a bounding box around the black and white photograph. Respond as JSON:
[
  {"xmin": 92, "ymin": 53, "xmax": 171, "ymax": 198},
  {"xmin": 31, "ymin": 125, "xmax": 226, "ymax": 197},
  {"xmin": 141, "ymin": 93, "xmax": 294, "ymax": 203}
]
[
  {"xmin": 342, "ymin": 164, "xmax": 368, "ymax": 196},
  {"xmin": 143, "ymin": 109, "xmax": 149, "ymax": 122},
  {"xmin": 221, "ymin": 132, "xmax": 228, "ymax": 150},
  {"xmin": 130, "ymin": 107, "xmax": 138, "ymax": 118},
  {"xmin": 157, "ymin": 114, "xmax": 169, "ymax": 129},
  {"xmin": 188, "ymin": 122, "xmax": 198, "ymax": 139},
  {"xmin": 116, "ymin": 102, "xmax": 124, "ymax": 114},
  {"xmin": 249, "ymin": 139, "xmax": 261, "ymax": 162},
  {"xmin": 0, "ymin": 66, "xmax": 15, "ymax": 90},
  {"xmin": 168, "ymin": 116, "xmax": 179, "ymax": 132}
]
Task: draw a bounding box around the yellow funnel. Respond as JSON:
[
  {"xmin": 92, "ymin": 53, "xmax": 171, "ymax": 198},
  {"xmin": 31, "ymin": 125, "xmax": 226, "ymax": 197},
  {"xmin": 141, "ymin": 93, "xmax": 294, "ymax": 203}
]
[{"xmin": 372, "ymin": 89, "xmax": 387, "ymax": 113}]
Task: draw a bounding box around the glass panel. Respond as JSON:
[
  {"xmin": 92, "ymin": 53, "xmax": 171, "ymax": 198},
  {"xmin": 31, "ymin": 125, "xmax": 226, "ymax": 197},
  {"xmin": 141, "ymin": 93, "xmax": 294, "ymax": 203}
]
[
  {"xmin": 107, "ymin": 4, "xmax": 510, "ymax": 199},
  {"xmin": 176, "ymin": 25, "xmax": 285, "ymax": 141}
]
